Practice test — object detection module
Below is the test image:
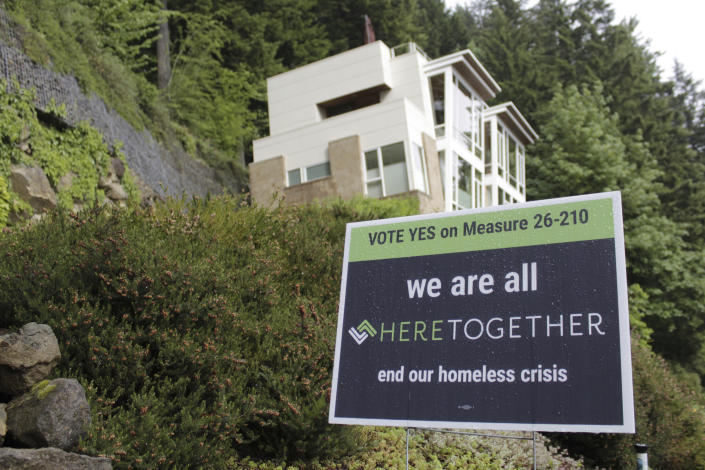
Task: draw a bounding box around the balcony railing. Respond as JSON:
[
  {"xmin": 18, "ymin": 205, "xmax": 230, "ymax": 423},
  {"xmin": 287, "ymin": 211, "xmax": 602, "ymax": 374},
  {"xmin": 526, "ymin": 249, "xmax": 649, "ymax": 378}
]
[{"xmin": 391, "ymin": 42, "xmax": 431, "ymax": 61}]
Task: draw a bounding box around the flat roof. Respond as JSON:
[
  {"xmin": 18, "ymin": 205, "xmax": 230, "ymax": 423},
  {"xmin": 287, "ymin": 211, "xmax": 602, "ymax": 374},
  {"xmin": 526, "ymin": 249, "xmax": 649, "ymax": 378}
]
[
  {"xmin": 484, "ymin": 102, "xmax": 538, "ymax": 144},
  {"xmin": 424, "ymin": 49, "xmax": 501, "ymax": 101}
]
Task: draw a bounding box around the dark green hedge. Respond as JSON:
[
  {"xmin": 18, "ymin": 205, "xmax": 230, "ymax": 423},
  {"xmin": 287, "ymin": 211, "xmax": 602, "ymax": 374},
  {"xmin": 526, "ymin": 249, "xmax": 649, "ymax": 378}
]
[{"xmin": 0, "ymin": 196, "xmax": 416, "ymax": 468}]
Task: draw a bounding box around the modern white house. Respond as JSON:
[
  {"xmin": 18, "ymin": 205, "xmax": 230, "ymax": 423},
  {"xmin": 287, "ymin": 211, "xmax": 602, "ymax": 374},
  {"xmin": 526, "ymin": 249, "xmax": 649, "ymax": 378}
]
[{"xmin": 250, "ymin": 40, "xmax": 537, "ymax": 213}]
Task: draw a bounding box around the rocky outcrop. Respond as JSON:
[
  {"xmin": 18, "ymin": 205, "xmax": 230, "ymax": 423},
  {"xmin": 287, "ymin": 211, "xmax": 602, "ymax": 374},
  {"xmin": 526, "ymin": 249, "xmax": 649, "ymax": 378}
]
[
  {"xmin": 7, "ymin": 161, "xmax": 137, "ymax": 222},
  {"xmin": 6, "ymin": 379, "xmax": 91, "ymax": 449},
  {"xmin": 0, "ymin": 39, "xmax": 240, "ymax": 199},
  {"xmin": 0, "ymin": 323, "xmax": 110, "ymax": 469},
  {"xmin": 8, "ymin": 166, "xmax": 57, "ymax": 216},
  {"xmin": 0, "ymin": 323, "xmax": 60, "ymax": 396},
  {"xmin": 98, "ymin": 158, "xmax": 130, "ymax": 204},
  {"xmin": 0, "ymin": 447, "xmax": 112, "ymax": 470}
]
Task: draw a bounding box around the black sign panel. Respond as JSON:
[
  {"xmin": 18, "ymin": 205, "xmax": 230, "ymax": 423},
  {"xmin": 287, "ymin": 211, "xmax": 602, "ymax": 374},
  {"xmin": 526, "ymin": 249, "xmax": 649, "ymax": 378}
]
[{"xmin": 329, "ymin": 193, "xmax": 634, "ymax": 432}]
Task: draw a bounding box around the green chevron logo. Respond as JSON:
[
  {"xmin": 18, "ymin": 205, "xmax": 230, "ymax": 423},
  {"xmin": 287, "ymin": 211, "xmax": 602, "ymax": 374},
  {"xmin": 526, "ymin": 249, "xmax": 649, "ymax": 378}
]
[{"xmin": 357, "ymin": 320, "xmax": 377, "ymax": 337}]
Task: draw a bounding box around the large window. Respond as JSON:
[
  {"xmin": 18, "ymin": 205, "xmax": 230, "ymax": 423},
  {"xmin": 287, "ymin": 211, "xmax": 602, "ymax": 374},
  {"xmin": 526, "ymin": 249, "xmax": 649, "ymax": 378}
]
[
  {"xmin": 364, "ymin": 142, "xmax": 410, "ymax": 198},
  {"xmin": 473, "ymin": 167, "xmax": 483, "ymax": 208},
  {"xmin": 287, "ymin": 162, "xmax": 331, "ymax": 186},
  {"xmin": 484, "ymin": 121, "xmax": 492, "ymax": 173},
  {"xmin": 497, "ymin": 124, "xmax": 506, "ymax": 178},
  {"xmin": 456, "ymin": 158, "xmax": 472, "ymax": 210},
  {"xmin": 430, "ymin": 74, "xmax": 446, "ymax": 138},
  {"xmin": 518, "ymin": 146, "xmax": 525, "ymax": 195},
  {"xmin": 452, "ymin": 156, "xmax": 483, "ymax": 210}
]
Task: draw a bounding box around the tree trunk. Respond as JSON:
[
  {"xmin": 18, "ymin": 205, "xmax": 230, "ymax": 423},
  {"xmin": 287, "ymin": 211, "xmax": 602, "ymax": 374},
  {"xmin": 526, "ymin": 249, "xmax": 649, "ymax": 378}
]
[{"xmin": 157, "ymin": 0, "xmax": 171, "ymax": 90}]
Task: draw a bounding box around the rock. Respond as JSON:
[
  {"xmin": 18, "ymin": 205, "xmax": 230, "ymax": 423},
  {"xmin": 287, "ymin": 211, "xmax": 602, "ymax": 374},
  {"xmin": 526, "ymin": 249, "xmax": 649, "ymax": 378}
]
[
  {"xmin": 110, "ymin": 158, "xmax": 125, "ymax": 180},
  {"xmin": 6, "ymin": 379, "xmax": 90, "ymax": 450},
  {"xmin": 9, "ymin": 165, "xmax": 57, "ymax": 214},
  {"xmin": 0, "ymin": 403, "xmax": 6, "ymax": 446},
  {"xmin": 0, "ymin": 323, "xmax": 61, "ymax": 396},
  {"xmin": 0, "ymin": 448, "xmax": 112, "ymax": 469},
  {"xmin": 56, "ymin": 172, "xmax": 76, "ymax": 192},
  {"xmin": 104, "ymin": 183, "xmax": 127, "ymax": 201},
  {"xmin": 98, "ymin": 159, "xmax": 126, "ymax": 191},
  {"xmin": 97, "ymin": 175, "xmax": 116, "ymax": 189}
]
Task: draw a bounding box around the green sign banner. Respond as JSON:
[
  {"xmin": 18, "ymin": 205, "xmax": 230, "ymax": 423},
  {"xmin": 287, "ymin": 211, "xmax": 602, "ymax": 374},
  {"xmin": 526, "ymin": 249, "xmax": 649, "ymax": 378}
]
[{"xmin": 349, "ymin": 197, "xmax": 614, "ymax": 262}]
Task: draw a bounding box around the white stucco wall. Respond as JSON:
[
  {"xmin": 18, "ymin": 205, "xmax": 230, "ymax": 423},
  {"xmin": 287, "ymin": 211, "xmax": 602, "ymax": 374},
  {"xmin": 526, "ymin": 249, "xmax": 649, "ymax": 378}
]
[
  {"xmin": 266, "ymin": 41, "xmax": 394, "ymax": 135},
  {"xmin": 254, "ymin": 98, "xmax": 434, "ymax": 172}
]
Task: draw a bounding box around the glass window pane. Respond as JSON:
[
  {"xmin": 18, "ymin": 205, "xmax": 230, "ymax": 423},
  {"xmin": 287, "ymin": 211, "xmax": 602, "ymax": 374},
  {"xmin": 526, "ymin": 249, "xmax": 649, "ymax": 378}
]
[
  {"xmin": 306, "ymin": 162, "xmax": 330, "ymax": 181},
  {"xmin": 508, "ymin": 136, "xmax": 517, "ymax": 186},
  {"xmin": 457, "ymin": 159, "xmax": 472, "ymax": 209},
  {"xmin": 430, "ymin": 74, "xmax": 445, "ymax": 125},
  {"xmin": 367, "ymin": 181, "xmax": 383, "ymax": 198},
  {"xmin": 288, "ymin": 169, "xmax": 301, "ymax": 186},
  {"xmin": 381, "ymin": 142, "xmax": 405, "ymax": 165},
  {"xmin": 484, "ymin": 122, "xmax": 492, "ymax": 167},
  {"xmin": 364, "ymin": 150, "xmax": 380, "ymax": 179},
  {"xmin": 381, "ymin": 142, "xmax": 408, "ymax": 195}
]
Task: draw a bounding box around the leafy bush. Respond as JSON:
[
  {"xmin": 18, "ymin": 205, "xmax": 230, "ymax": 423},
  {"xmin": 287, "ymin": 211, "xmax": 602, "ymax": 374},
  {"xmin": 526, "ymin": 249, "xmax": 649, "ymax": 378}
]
[{"xmin": 0, "ymin": 196, "xmax": 416, "ymax": 468}]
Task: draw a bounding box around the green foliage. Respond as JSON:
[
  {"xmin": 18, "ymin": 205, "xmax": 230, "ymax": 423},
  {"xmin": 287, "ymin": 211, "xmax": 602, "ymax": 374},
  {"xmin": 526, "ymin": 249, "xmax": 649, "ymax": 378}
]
[
  {"xmin": 0, "ymin": 198, "xmax": 378, "ymax": 466},
  {"xmin": 6, "ymin": 0, "xmax": 151, "ymax": 129},
  {"xmin": 79, "ymin": 0, "xmax": 162, "ymax": 74},
  {"xmin": 166, "ymin": 11, "xmax": 258, "ymax": 153},
  {"xmin": 0, "ymin": 196, "xmax": 583, "ymax": 469},
  {"xmin": 0, "ymin": 81, "xmax": 139, "ymax": 220},
  {"xmin": 528, "ymin": 81, "xmax": 705, "ymax": 372}
]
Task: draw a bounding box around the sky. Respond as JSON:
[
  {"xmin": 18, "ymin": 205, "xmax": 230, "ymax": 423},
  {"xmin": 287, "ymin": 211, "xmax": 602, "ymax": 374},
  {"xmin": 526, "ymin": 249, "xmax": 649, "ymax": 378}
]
[{"xmin": 443, "ymin": 0, "xmax": 705, "ymax": 84}]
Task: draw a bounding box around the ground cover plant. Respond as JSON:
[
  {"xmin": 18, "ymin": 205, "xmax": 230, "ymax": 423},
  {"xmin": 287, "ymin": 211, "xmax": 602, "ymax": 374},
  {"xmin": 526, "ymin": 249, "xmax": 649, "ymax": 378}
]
[{"xmin": 0, "ymin": 81, "xmax": 140, "ymax": 225}]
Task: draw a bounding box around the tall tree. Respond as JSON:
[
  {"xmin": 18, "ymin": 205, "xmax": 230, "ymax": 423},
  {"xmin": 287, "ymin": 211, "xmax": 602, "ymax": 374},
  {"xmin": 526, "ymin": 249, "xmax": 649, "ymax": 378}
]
[{"xmin": 157, "ymin": 0, "xmax": 171, "ymax": 90}]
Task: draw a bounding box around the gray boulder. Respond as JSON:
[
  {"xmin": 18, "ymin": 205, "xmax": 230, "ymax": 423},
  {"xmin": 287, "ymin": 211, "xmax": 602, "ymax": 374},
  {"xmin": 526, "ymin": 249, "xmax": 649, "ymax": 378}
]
[
  {"xmin": 1, "ymin": 403, "xmax": 6, "ymax": 446},
  {"xmin": 0, "ymin": 447, "xmax": 112, "ymax": 469},
  {"xmin": 0, "ymin": 323, "xmax": 61, "ymax": 396},
  {"xmin": 9, "ymin": 165, "xmax": 57, "ymax": 215},
  {"xmin": 110, "ymin": 158, "xmax": 125, "ymax": 180},
  {"xmin": 105, "ymin": 183, "xmax": 128, "ymax": 202},
  {"xmin": 6, "ymin": 379, "xmax": 90, "ymax": 450}
]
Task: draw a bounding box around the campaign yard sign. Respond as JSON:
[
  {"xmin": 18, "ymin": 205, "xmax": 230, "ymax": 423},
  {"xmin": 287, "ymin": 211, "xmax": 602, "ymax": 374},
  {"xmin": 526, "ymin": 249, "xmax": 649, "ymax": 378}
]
[{"xmin": 329, "ymin": 192, "xmax": 634, "ymax": 433}]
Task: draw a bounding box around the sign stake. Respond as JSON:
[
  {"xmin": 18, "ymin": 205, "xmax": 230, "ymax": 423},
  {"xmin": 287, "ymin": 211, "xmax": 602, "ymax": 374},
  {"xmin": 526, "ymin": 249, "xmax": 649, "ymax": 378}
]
[{"xmin": 405, "ymin": 427, "xmax": 410, "ymax": 470}]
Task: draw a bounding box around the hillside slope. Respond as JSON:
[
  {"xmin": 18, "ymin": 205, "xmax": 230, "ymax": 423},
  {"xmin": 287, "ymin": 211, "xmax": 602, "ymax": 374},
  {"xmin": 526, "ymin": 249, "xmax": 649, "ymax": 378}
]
[{"xmin": 0, "ymin": 197, "xmax": 703, "ymax": 468}]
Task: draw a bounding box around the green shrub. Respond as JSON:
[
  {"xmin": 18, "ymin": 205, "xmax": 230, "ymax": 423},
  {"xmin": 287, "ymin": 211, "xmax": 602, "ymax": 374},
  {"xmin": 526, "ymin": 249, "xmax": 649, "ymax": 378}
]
[{"xmin": 0, "ymin": 196, "xmax": 417, "ymax": 468}]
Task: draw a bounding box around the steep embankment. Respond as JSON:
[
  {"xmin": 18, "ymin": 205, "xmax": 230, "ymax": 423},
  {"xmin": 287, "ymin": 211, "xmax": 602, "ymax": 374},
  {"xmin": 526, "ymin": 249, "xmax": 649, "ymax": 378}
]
[{"xmin": 0, "ymin": 7, "xmax": 243, "ymax": 201}]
